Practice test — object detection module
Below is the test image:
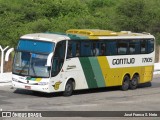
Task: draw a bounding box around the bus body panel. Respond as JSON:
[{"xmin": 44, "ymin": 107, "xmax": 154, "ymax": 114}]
[
  {"xmin": 12, "ymin": 74, "xmax": 50, "ymax": 93},
  {"xmin": 49, "ymin": 58, "xmax": 89, "ymax": 92},
  {"xmin": 63, "ymin": 58, "xmax": 89, "ymax": 90},
  {"xmin": 12, "ymin": 30, "xmax": 155, "ymax": 94}
]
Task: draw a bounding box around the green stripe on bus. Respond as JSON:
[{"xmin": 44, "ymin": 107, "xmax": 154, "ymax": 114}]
[
  {"xmin": 79, "ymin": 57, "xmax": 98, "ymax": 88},
  {"xmin": 89, "ymin": 57, "xmax": 106, "ymax": 87},
  {"xmin": 68, "ymin": 34, "xmax": 89, "ymax": 40}
]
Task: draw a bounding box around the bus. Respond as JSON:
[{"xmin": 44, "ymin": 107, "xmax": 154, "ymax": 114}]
[{"xmin": 12, "ymin": 29, "xmax": 155, "ymax": 96}]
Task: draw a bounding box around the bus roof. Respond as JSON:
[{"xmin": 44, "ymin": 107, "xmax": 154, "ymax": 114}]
[
  {"xmin": 66, "ymin": 29, "xmax": 118, "ymax": 36},
  {"xmin": 20, "ymin": 29, "xmax": 154, "ymax": 43},
  {"xmin": 20, "ymin": 33, "xmax": 70, "ymax": 42},
  {"xmin": 66, "ymin": 29, "xmax": 154, "ymax": 39}
]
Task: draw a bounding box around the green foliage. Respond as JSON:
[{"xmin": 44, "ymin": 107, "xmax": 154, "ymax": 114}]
[
  {"xmin": 114, "ymin": 0, "xmax": 160, "ymax": 42},
  {"xmin": 0, "ymin": 0, "xmax": 160, "ymax": 47},
  {"xmin": 115, "ymin": 0, "xmax": 154, "ymax": 31}
]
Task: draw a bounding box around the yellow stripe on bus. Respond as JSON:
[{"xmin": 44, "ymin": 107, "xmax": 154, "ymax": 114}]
[
  {"xmin": 98, "ymin": 56, "xmax": 121, "ymax": 87},
  {"xmin": 36, "ymin": 78, "xmax": 42, "ymax": 82},
  {"xmin": 97, "ymin": 56, "xmax": 109, "ymax": 86},
  {"xmin": 97, "ymin": 56, "xmax": 154, "ymax": 87}
]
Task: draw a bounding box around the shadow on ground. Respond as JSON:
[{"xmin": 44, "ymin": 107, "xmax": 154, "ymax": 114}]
[{"xmin": 13, "ymin": 82, "xmax": 154, "ymax": 98}]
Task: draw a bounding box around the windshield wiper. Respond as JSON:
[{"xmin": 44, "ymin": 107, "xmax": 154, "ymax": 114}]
[
  {"xmin": 19, "ymin": 62, "xmax": 29, "ymax": 75},
  {"xmin": 30, "ymin": 63, "xmax": 37, "ymax": 77}
]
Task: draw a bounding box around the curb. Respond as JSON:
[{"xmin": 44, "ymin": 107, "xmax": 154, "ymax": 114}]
[{"xmin": 0, "ymin": 82, "xmax": 12, "ymax": 86}]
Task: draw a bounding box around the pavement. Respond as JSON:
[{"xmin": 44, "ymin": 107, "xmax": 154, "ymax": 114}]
[
  {"xmin": 0, "ymin": 72, "xmax": 12, "ymax": 86},
  {"xmin": 0, "ymin": 75, "xmax": 160, "ymax": 120}
]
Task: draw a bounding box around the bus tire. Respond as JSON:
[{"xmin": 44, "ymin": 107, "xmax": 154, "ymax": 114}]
[
  {"xmin": 121, "ymin": 75, "xmax": 130, "ymax": 91},
  {"xmin": 63, "ymin": 80, "xmax": 73, "ymax": 96},
  {"xmin": 144, "ymin": 81, "xmax": 152, "ymax": 87},
  {"xmin": 129, "ymin": 75, "xmax": 138, "ymax": 90}
]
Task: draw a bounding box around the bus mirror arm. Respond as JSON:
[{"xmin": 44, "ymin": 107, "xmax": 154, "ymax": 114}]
[
  {"xmin": 47, "ymin": 66, "xmax": 51, "ymax": 71},
  {"xmin": 45, "ymin": 52, "xmax": 53, "ymax": 67}
]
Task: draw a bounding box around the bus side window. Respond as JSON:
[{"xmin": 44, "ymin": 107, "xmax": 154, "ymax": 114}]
[
  {"xmin": 67, "ymin": 42, "xmax": 73, "ymax": 58},
  {"xmin": 129, "ymin": 40, "xmax": 140, "ymax": 54},
  {"xmin": 140, "ymin": 40, "xmax": 147, "ymax": 54},
  {"xmin": 92, "ymin": 42, "xmax": 99, "ymax": 56},
  {"xmin": 67, "ymin": 41, "xmax": 80, "ymax": 58},
  {"xmin": 117, "ymin": 41, "xmax": 128, "ymax": 55},
  {"xmin": 52, "ymin": 41, "xmax": 66, "ymax": 76},
  {"xmin": 100, "ymin": 43, "xmax": 106, "ymax": 56},
  {"xmin": 106, "ymin": 41, "xmax": 117, "ymax": 55},
  {"xmin": 147, "ymin": 39, "xmax": 154, "ymax": 53},
  {"xmin": 75, "ymin": 42, "xmax": 80, "ymax": 57},
  {"xmin": 81, "ymin": 41, "xmax": 92, "ymax": 57}
]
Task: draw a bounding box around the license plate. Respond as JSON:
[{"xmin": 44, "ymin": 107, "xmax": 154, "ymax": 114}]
[{"xmin": 25, "ymin": 86, "xmax": 31, "ymax": 90}]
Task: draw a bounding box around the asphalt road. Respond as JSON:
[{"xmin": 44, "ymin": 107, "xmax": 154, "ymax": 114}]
[{"xmin": 0, "ymin": 75, "xmax": 160, "ymax": 120}]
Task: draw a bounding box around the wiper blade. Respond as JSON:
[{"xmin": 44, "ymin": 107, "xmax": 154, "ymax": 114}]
[{"xmin": 27, "ymin": 75, "xmax": 49, "ymax": 78}]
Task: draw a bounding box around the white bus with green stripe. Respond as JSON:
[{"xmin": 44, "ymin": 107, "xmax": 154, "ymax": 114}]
[{"xmin": 12, "ymin": 29, "xmax": 155, "ymax": 96}]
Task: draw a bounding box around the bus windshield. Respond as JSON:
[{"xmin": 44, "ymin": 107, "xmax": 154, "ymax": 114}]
[{"xmin": 12, "ymin": 40, "xmax": 55, "ymax": 78}]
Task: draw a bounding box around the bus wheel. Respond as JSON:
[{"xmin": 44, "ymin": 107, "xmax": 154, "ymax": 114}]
[
  {"xmin": 121, "ymin": 75, "xmax": 130, "ymax": 91},
  {"xmin": 144, "ymin": 81, "xmax": 152, "ymax": 87},
  {"xmin": 129, "ymin": 75, "xmax": 138, "ymax": 90},
  {"xmin": 63, "ymin": 80, "xmax": 73, "ymax": 96}
]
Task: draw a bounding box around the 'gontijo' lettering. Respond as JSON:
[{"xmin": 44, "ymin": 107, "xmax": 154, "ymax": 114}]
[{"xmin": 112, "ymin": 58, "xmax": 135, "ymax": 65}]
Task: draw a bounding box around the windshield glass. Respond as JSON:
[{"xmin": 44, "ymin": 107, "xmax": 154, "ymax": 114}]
[
  {"xmin": 13, "ymin": 52, "xmax": 50, "ymax": 78},
  {"xmin": 13, "ymin": 40, "xmax": 55, "ymax": 78}
]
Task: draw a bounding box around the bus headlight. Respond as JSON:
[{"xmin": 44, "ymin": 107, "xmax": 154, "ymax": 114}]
[{"xmin": 12, "ymin": 78, "xmax": 18, "ymax": 82}]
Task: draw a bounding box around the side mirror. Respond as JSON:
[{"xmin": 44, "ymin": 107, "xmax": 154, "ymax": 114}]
[{"xmin": 45, "ymin": 52, "xmax": 53, "ymax": 66}]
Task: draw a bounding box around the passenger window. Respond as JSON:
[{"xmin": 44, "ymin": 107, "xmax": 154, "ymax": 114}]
[
  {"xmin": 129, "ymin": 40, "xmax": 140, "ymax": 54},
  {"xmin": 75, "ymin": 42, "xmax": 80, "ymax": 57},
  {"xmin": 92, "ymin": 42, "xmax": 100, "ymax": 56},
  {"xmin": 106, "ymin": 41, "xmax": 117, "ymax": 55},
  {"xmin": 147, "ymin": 39, "xmax": 154, "ymax": 53},
  {"xmin": 67, "ymin": 41, "xmax": 80, "ymax": 58},
  {"xmin": 100, "ymin": 43, "xmax": 106, "ymax": 56},
  {"xmin": 140, "ymin": 40, "xmax": 147, "ymax": 54},
  {"xmin": 81, "ymin": 41, "xmax": 92, "ymax": 56},
  {"xmin": 67, "ymin": 43, "xmax": 72, "ymax": 58},
  {"xmin": 117, "ymin": 41, "xmax": 128, "ymax": 55}
]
